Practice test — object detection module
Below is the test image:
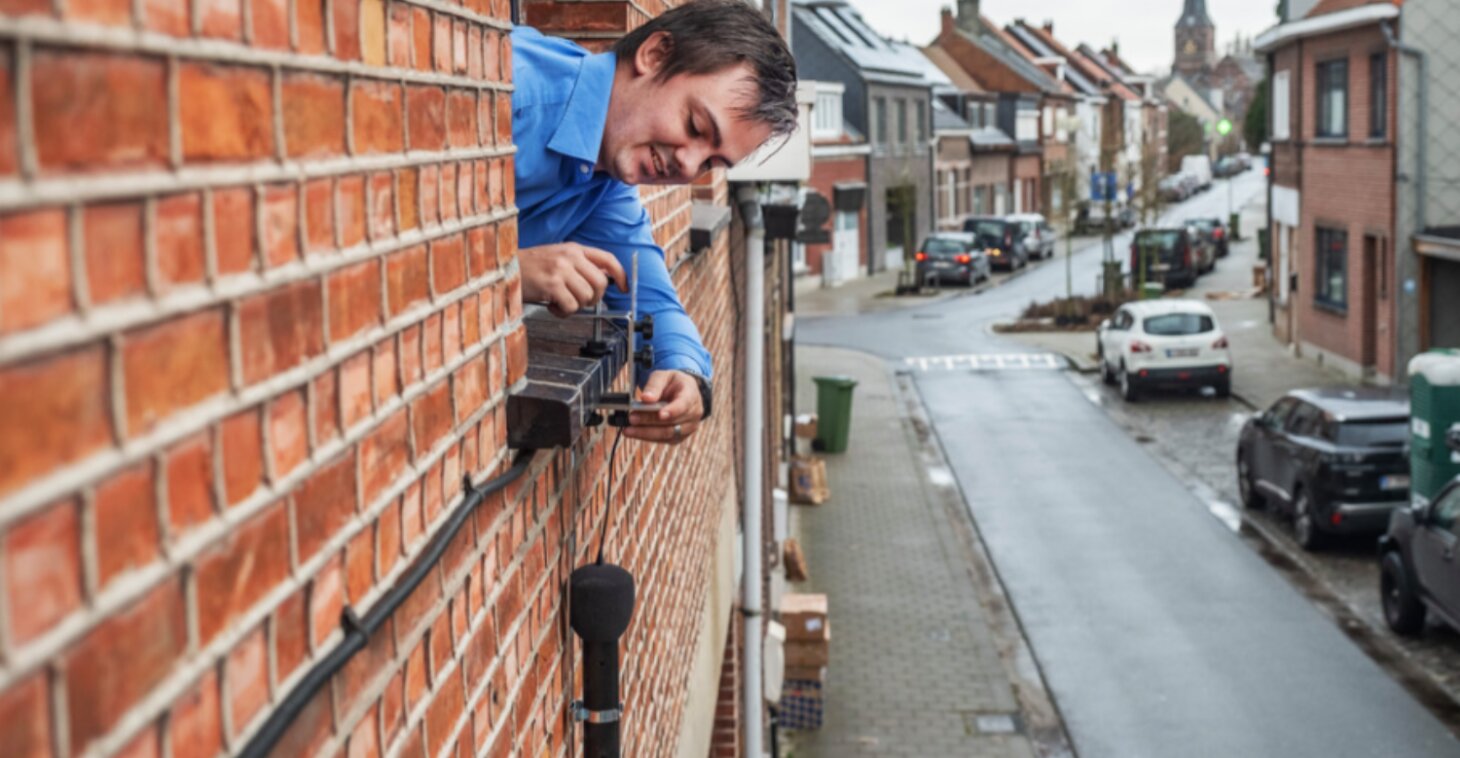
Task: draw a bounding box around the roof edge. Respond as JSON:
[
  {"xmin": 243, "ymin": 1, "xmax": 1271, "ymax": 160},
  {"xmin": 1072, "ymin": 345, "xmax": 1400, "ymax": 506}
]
[{"xmin": 1253, "ymin": 4, "xmax": 1399, "ymax": 53}]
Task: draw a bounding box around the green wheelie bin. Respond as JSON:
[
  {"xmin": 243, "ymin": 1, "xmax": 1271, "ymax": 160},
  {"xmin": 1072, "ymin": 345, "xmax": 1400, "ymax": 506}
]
[
  {"xmin": 1408, "ymin": 349, "xmax": 1460, "ymax": 507},
  {"xmin": 812, "ymin": 375, "xmax": 858, "ymax": 453}
]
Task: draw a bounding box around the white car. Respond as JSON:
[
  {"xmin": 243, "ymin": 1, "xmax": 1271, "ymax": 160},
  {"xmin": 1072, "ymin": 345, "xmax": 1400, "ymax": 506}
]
[
  {"xmin": 1096, "ymin": 299, "xmax": 1233, "ymax": 401},
  {"xmin": 1006, "ymin": 213, "xmax": 1056, "ymax": 260}
]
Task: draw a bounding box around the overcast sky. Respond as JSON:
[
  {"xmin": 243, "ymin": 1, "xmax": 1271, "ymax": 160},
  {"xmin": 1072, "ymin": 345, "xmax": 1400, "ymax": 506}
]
[{"xmin": 842, "ymin": 0, "xmax": 1282, "ymax": 74}]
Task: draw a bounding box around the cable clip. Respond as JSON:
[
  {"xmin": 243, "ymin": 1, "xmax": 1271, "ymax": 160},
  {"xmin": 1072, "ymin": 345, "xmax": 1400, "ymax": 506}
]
[{"xmin": 571, "ymin": 701, "xmax": 623, "ymax": 724}]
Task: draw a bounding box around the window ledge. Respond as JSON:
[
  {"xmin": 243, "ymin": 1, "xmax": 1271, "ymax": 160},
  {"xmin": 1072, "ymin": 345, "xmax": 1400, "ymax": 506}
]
[
  {"xmin": 1313, "ymin": 300, "xmax": 1349, "ymax": 317},
  {"xmin": 1311, "ymin": 137, "xmax": 1349, "ymax": 147},
  {"xmin": 506, "ymin": 308, "xmax": 629, "ymax": 449},
  {"xmin": 690, "ymin": 202, "xmax": 732, "ymax": 254}
]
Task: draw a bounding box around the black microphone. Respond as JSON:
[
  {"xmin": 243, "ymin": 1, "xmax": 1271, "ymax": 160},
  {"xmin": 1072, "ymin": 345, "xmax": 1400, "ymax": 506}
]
[{"xmin": 570, "ymin": 562, "xmax": 636, "ymax": 758}]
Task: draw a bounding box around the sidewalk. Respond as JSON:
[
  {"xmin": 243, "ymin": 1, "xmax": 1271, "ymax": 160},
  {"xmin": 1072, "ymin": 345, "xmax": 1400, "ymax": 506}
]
[{"xmin": 783, "ymin": 345, "xmax": 1062, "ymax": 757}]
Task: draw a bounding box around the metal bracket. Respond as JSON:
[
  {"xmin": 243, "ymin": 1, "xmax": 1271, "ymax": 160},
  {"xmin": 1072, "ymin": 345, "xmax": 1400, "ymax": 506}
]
[{"xmin": 571, "ymin": 700, "xmax": 623, "ymax": 724}]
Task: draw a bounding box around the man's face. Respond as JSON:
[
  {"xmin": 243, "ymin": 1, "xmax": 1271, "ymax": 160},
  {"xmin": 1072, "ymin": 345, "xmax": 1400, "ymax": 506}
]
[{"xmin": 601, "ymin": 33, "xmax": 776, "ymax": 185}]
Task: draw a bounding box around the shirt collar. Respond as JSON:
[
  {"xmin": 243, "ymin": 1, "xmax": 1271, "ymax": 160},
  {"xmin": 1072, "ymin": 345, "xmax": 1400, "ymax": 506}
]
[{"xmin": 546, "ymin": 50, "xmax": 617, "ymax": 168}]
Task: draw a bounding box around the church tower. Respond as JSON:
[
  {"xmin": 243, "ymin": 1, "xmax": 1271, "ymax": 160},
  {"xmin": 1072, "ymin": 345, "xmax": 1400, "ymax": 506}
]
[{"xmin": 1173, "ymin": 0, "xmax": 1215, "ymax": 79}]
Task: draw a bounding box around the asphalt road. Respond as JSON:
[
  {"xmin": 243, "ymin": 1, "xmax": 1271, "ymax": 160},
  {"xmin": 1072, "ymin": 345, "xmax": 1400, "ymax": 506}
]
[{"xmin": 798, "ymin": 169, "xmax": 1460, "ymax": 757}]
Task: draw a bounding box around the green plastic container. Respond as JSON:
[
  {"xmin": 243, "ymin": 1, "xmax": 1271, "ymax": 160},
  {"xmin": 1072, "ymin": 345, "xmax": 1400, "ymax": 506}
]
[
  {"xmin": 813, "ymin": 376, "xmax": 858, "ymax": 453},
  {"xmin": 1142, "ymin": 282, "xmax": 1164, "ymax": 300},
  {"xmin": 1409, "ymin": 349, "xmax": 1460, "ymax": 506}
]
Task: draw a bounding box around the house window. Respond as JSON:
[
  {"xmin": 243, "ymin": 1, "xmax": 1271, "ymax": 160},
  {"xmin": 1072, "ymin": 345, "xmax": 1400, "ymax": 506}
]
[
  {"xmin": 1316, "ymin": 59, "xmax": 1348, "ymax": 139},
  {"xmin": 874, "ymin": 97, "xmax": 888, "ymax": 149},
  {"xmin": 915, "ymin": 101, "xmax": 926, "ymax": 151},
  {"xmin": 1369, "ymin": 53, "xmax": 1387, "ymax": 139},
  {"xmin": 813, "ymin": 86, "xmax": 843, "ymax": 140},
  {"xmin": 1315, "ymin": 226, "xmax": 1348, "ymax": 311},
  {"xmin": 1272, "ymin": 70, "xmax": 1291, "ymax": 140},
  {"xmin": 973, "ymin": 185, "xmax": 987, "ymax": 215},
  {"xmin": 897, "ymin": 99, "xmax": 908, "ymax": 147}
]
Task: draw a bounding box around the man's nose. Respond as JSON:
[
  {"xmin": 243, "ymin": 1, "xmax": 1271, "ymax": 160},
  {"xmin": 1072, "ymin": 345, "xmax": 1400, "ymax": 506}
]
[{"xmin": 673, "ymin": 145, "xmax": 703, "ymax": 177}]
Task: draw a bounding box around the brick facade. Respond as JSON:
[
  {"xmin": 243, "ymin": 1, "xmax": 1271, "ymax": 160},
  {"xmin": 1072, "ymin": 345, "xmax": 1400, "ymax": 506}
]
[
  {"xmin": 0, "ymin": 1, "xmax": 768, "ymax": 757},
  {"xmin": 805, "ymin": 151, "xmax": 867, "ymax": 276}
]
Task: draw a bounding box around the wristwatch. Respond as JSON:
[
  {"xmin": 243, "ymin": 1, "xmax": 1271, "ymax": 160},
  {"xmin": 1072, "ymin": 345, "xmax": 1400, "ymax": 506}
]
[{"xmin": 681, "ymin": 370, "xmax": 713, "ymax": 419}]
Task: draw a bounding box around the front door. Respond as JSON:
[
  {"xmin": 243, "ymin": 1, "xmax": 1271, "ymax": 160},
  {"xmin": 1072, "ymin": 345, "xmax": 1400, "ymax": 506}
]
[{"xmin": 831, "ymin": 210, "xmax": 859, "ymax": 285}]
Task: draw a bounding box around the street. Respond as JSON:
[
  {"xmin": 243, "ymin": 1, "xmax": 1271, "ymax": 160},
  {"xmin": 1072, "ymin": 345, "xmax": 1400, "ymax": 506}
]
[{"xmin": 797, "ymin": 170, "xmax": 1460, "ymax": 757}]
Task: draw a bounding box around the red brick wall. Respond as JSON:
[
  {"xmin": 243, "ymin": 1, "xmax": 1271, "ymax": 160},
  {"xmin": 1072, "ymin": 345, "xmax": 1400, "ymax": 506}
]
[
  {"xmin": 1290, "ymin": 24, "xmax": 1396, "ymax": 377},
  {"xmin": 0, "ymin": 1, "xmax": 757, "ymax": 757},
  {"xmin": 805, "ymin": 152, "xmax": 868, "ymax": 275}
]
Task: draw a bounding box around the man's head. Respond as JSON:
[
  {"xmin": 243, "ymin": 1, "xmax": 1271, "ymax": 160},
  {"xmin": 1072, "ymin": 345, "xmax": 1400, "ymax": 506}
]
[{"xmin": 600, "ymin": 0, "xmax": 798, "ymax": 185}]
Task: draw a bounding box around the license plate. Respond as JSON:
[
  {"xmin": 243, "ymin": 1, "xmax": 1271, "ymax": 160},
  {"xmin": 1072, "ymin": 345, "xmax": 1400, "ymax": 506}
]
[
  {"xmin": 1381, "ymin": 475, "xmax": 1410, "ymax": 491},
  {"xmin": 1166, "ymin": 348, "xmax": 1198, "ymax": 358},
  {"xmin": 933, "ymin": 261, "xmax": 952, "ymax": 269}
]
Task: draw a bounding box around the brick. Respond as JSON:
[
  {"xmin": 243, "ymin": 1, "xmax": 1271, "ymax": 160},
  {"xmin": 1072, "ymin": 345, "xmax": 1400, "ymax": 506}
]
[
  {"xmin": 296, "ymin": 0, "xmax": 327, "ymax": 54},
  {"xmin": 442, "ymin": 302, "xmax": 461, "ymax": 363},
  {"xmin": 352, "ymin": 80, "xmax": 404, "ymax": 155},
  {"xmin": 407, "ymin": 86, "xmax": 446, "ymax": 151},
  {"xmin": 454, "ymin": 357, "xmax": 487, "ymax": 422},
  {"xmin": 373, "ymin": 338, "xmax": 398, "ymax": 406},
  {"xmin": 445, "ymin": 89, "xmax": 477, "ymax": 149},
  {"xmin": 308, "ymin": 557, "xmax": 343, "ymax": 648},
  {"xmin": 347, "ymin": 704, "xmax": 380, "ymax": 758},
  {"xmin": 250, "ymin": 0, "xmax": 289, "ymax": 49},
  {"xmin": 382, "ymin": 672, "xmax": 405, "ymax": 744},
  {"xmin": 400, "ymin": 323, "xmax": 423, "ymax": 388},
  {"xmin": 65, "ymin": 579, "xmax": 187, "ymax": 753},
  {"xmin": 0, "ymin": 209, "xmax": 71, "ymax": 333},
  {"xmin": 431, "ymin": 235, "xmax": 467, "ymax": 297},
  {"xmin": 144, "ymin": 0, "xmax": 188, "ymax": 35},
  {"xmin": 273, "ymin": 589, "xmax": 309, "ymax": 682},
  {"xmin": 197, "ymin": 0, "xmax": 242, "ymax": 39},
  {"xmin": 423, "ymin": 313, "xmax": 443, "ymax": 373},
  {"xmin": 239, "ymin": 279, "xmax": 325, "ymax": 385},
  {"xmin": 32, "ymin": 51, "xmax": 167, "ymax": 171},
  {"xmin": 411, "ymin": 380, "xmax": 452, "ymax": 456},
  {"xmin": 328, "ymin": 260, "xmax": 383, "ymax": 342},
  {"xmin": 440, "ymin": 163, "xmax": 458, "ymax": 221},
  {"xmin": 420, "ymin": 164, "xmax": 439, "ymax": 225},
  {"xmin": 225, "ymin": 626, "xmax": 269, "ymax": 736},
  {"xmin": 304, "ymin": 178, "xmax": 335, "ymax": 253},
  {"xmin": 123, "ymin": 310, "xmax": 228, "ymax": 435},
  {"xmin": 412, "ymin": 7, "xmax": 431, "ymax": 71},
  {"xmin": 377, "ymin": 504, "xmax": 400, "ymax": 577},
  {"xmin": 398, "ymin": 168, "xmax": 420, "ymax": 232},
  {"xmin": 179, "ymin": 63, "xmax": 274, "ymax": 161},
  {"xmin": 83, "ymin": 201, "xmax": 146, "ymax": 305},
  {"xmin": 505, "ymin": 325, "xmax": 526, "ymax": 386},
  {"xmin": 0, "ymin": 673, "xmax": 52, "ymax": 758},
  {"xmin": 452, "ymin": 20, "xmax": 467, "ymax": 74},
  {"xmin": 468, "ymin": 26, "xmax": 482, "ymax": 79},
  {"xmin": 165, "ymin": 432, "xmax": 214, "ymax": 533},
  {"xmin": 294, "ymin": 451, "xmax": 357, "ymax": 562},
  {"xmin": 455, "ymin": 161, "xmax": 473, "ymax": 216},
  {"xmin": 116, "ymin": 730, "xmax": 160, "ymax": 758},
  {"xmin": 195, "ymin": 503, "xmax": 290, "ymax": 644},
  {"xmin": 425, "ymin": 669, "xmax": 464, "ymax": 756},
  {"xmin": 0, "ymin": 52, "xmax": 14, "ymax": 176},
  {"xmin": 169, "ymin": 671, "xmax": 222, "ymax": 758},
  {"xmin": 313, "ymin": 371, "xmax": 340, "ymax": 445},
  {"xmin": 432, "ymin": 15, "xmax": 451, "ymax": 72},
  {"xmin": 345, "ymin": 526, "xmax": 373, "ymax": 602},
  {"xmin": 462, "ymin": 295, "xmax": 481, "ymax": 348},
  {"xmin": 268, "ymin": 390, "xmax": 308, "ymax": 480},
  {"xmin": 263, "ymin": 183, "xmax": 300, "ymax": 267},
  {"xmin": 67, "ymin": 0, "xmax": 128, "ymax": 25},
  {"xmin": 283, "ymin": 73, "xmax": 346, "ymax": 158},
  {"xmin": 4, "ymin": 500, "xmax": 81, "ymax": 644},
  {"xmin": 427, "ymin": 614, "xmax": 450, "ymax": 681},
  {"xmin": 333, "ymin": 0, "xmax": 362, "ymax": 61},
  {"xmin": 498, "ymin": 222, "xmax": 518, "ymax": 271},
  {"xmin": 368, "ymin": 171, "xmax": 395, "ymax": 240},
  {"xmin": 0, "ymin": 347, "xmax": 111, "ymax": 498},
  {"xmin": 483, "ymin": 31, "xmax": 501, "ymax": 83},
  {"xmin": 213, "ymin": 187, "xmax": 257, "ymax": 275},
  {"xmin": 361, "ymin": 0, "xmax": 385, "ymax": 65},
  {"xmin": 94, "ymin": 461, "xmax": 160, "ymax": 586},
  {"xmin": 340, "ymin": 352, "xmax": 372, "ymax": 429},
  {"xmin": 339, "ymin": 175, "xmax": 367, "ymax": 248},
  {"xmin": 221, "ymin": 408, "xmax": 263, "ymax": 506},
  {"xmin": 388, "ymin": 4, "xmax": 413, "ymax": 68},
  {"xmin": 0, "ymin": 0, "xmax": 48, "ymax": 18},
  {"xmin": 155, "ymin": 193, "xmax": 205, "ymax": 288},
  {"xmin": 466, "ymin": 225, "xmax": 495, "ymax": 277},
  {"xmin": 404, "ymin": 641, "xmax": 427, "ymax": 706},
  {"xmin": 360, "ymin": 409, "xmax": 409, "ymax": 505},
  {"xmin": 495, "ymin": 92, "xmax": 512, "ymax": 146}
]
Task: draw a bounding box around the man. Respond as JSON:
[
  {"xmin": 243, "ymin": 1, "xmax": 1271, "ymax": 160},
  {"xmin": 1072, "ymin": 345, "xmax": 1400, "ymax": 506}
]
[{"xmin": 511, "ymin": 0, "xmax": 798, "ymax": 444}]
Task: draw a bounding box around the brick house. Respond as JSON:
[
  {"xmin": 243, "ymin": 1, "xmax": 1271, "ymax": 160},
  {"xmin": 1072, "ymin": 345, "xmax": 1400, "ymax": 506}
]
[
  {"xmin": 919, "ymin": 45, "xmax": 1017, "ymax": 225},
  {"xmin": 799, "ymin": 80, "xmax": 871, "ymax": 285},
  {"xmin": 0, "ymin": 1, "xmax": 791, "ymax": 757}
]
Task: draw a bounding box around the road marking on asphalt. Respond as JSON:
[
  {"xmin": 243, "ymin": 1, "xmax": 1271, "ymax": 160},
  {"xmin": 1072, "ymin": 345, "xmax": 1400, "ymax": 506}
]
[{"xmin": 903, "ymin": 352, "xmax": 1066, "ymax": 372}]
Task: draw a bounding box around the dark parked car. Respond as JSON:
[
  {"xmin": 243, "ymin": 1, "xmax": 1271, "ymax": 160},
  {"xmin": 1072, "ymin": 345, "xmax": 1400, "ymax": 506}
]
[
  {"xmin": 1186, "ymin": 216, "xmax": 1229, "ymax": 258},
  {"xmin": 1129, "ymin": 227, "xmax": 1202, "ymax": 289},
  {"xmin": 1378, "ymin": 425, "xmax": 1460, "ymax": 636},
  {"xmin": 1237, "ymin": 388, "xmax": 1411, "ymax": 550},
  {"xmin": 961, "ymin": 216, "xmax": 1028, "ymax": 270},
  {"xmin": 914, "ymin": 232, "xmax": 991, "ymax": 286}
]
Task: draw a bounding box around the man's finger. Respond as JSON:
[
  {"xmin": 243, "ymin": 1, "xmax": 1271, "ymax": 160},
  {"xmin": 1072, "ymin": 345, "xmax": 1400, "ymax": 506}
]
[
  {"xmin": 581, "ymin": 248, "xmax": 629, "ymax": 292},
  {"xmin": 638, "ymin": 371, "xmax": 673, "ymax": 403},
  {"xmin": 623, "ymin": 421, "xmax": 698, "ymax": 444},
  {"xmin": 573, "ymin": 256, "xmax": 611, "ymax": 302},
  {"xmin": 655, "ymin": 378, "xmax": 698, "ymax": 420},
  {"xmin": 549, "ymin": 283, "xmax": 580, "ymax": 315},
  {"xmin": 562, "ymin": 272, "xmax": 596, "ymax": 310}
]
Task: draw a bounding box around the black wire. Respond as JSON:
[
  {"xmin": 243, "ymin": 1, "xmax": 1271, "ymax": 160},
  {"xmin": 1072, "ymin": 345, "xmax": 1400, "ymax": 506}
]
[{"xmin": 595, "ymin": 429, "xmax": 624, "ymax": 565}]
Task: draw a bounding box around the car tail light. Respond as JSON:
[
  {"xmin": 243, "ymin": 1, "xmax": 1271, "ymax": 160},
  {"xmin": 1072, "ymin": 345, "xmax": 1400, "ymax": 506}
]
[
  {"xmin": 915, "ymin": 251, "xmax": 928, "ymax": 262},
  {"xmin": 1217, "ymin": 364, "xmax": 1229, "ymax": 373},
  {"xmin": 1331, "ymin": 512, "xmax": 1344, "ymax": 526},
  {"xmin": 1213, "ymin": 336, "xmax": 1229, "ymax": 349},
  {"xmin": 1130, "ymin": 341, "xmax": 1153, "ymax": 354},
  {"xmin": 1214, "ymin": 228, "xmax": 1225, "ymax": 240},
  {"xmin": 955, "ymin": 254, "xmax": 971, "ymax": 264}
]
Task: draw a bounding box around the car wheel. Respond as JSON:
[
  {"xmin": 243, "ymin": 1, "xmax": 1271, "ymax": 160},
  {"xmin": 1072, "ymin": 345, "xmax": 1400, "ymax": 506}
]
[
  {"xmin": 1237, "ymin": 451, "xmax": 1262, "ymax": 509},
  {"xmin": 1100, "ymin": 352, "xmax": 1116, "ymax": 386},
  {"xmin": 1293, "ymin": 489, "xmax": 1324, "ymax": 551},
  {"xmin": 1381, "ymin": 551, "xmax": 1427, "ymax": 636},
  {"xmin": 1119, "ymin": 363, "xmax": 1139, "ymax": 402}
]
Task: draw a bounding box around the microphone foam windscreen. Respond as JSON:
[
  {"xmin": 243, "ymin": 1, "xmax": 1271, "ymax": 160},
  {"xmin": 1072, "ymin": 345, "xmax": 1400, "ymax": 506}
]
[{"xmin": 570, "ymin": 563, "xmax": 636, "ymax": 642}]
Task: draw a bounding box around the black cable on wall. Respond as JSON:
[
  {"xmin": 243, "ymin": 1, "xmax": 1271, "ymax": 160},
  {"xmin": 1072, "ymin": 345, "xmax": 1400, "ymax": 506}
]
[{"xmin": 238, "ymin": 449, "xmax": 538, "ymax": 758}]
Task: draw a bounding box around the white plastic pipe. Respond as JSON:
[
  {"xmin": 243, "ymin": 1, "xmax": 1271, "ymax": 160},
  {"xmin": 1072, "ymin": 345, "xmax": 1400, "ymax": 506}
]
[{"xmin": 736, "ymin": 183, "xmax": 765, "ymax": 757}]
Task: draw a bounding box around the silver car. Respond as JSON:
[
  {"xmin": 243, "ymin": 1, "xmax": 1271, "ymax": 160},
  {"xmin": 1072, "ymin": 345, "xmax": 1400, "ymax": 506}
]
[{"xmin": 1007, "ymin": 213, "xmax": 1056, "ymax": 260}]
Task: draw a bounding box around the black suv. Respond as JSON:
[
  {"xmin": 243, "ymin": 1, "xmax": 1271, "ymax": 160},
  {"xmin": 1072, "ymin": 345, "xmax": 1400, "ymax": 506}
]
[
  {"xmin": 1237, "ymin": 388, "xmax": 1411, "ymax": 550},
  {"xmin": 1129, "ymin": 227, "xmax": 1201, "ymax": 289},
  {"xmin": 1186, "ymin": 216, "xmax": 1229, "ymax": 258},
  {"xmin": 1378, "ymin": 426, "xmax": 1460, "ymax": 636},
  {"xmin": 961, "ymin": 216, "xmax": 1028, "ymax": 271}
]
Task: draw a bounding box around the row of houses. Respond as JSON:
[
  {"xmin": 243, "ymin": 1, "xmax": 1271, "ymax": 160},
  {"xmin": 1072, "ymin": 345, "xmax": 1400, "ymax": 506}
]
[
  {"xmin": 789, "ymin": 0, "xmax": 1169, "ymax": 285},
  {"xmin": 1257, "ymin": 0, "xmax": 1459, "ymax": 383}
]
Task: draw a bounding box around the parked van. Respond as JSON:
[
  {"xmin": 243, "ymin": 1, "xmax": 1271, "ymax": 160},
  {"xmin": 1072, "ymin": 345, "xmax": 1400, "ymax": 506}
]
[{"xmin": 1181, "ymin": 155, "xmax": 1213, "ymax": 190}]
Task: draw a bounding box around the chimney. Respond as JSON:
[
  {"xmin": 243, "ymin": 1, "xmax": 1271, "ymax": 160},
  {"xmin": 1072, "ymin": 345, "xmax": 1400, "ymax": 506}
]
[
  {"xmin": 1042, "ymin": 19, "xmax": 1053, "ymax": 34},
  {"xmin": 941, "ymin": 7, "xmax": 954, "ymax": 34},
  {"xmin": 955, "ymin": 0, "xmax": 980, "ymax": 34}
]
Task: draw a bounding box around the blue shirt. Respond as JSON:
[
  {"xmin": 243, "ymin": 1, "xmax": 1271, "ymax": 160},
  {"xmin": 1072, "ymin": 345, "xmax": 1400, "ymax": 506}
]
[{"xmin": 511, "ymin": 26, "xmax": 712, "ymax": 380}]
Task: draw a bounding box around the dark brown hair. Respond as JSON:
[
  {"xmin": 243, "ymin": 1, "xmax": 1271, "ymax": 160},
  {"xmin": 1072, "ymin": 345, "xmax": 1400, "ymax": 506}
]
[{"xmin": 613, "ymin": 1, "xmax": 799, "ymax": 137}]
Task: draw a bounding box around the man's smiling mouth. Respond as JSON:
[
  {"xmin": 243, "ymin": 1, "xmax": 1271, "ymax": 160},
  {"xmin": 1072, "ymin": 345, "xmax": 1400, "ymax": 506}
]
[{"xmin": 649, "ymin": 146, "xmax": 666, "ymax": 179}]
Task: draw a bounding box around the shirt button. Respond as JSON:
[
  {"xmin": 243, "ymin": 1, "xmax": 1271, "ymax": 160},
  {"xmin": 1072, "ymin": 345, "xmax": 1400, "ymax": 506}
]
[{"xmin": 579, "ymin": 164, "xmax": 590, "ymax": 175}]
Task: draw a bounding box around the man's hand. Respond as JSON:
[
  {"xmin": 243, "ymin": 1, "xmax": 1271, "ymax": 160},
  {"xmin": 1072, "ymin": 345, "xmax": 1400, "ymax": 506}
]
[
  {"xmin": 519, "ymin": 243, "xmax": 628, "ymax": 317},
  {"xmin": 624, "ymin": 370, "xmax": 704, "ymax": 445}
]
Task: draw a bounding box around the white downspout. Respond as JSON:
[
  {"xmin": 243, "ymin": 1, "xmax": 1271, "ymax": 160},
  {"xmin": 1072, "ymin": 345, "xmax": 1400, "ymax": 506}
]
[{"xmin": 736, "ymin": 183, "xmax": 766, "ymax": 757}]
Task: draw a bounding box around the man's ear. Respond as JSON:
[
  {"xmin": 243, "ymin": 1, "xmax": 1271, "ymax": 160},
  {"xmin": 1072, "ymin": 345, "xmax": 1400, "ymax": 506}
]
[{"xmin": 633, "ymin": 30, "xmax": 673, "ymax": 78}]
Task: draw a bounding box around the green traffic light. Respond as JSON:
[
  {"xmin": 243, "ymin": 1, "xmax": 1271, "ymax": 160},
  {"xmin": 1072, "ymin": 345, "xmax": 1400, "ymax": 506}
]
[{"xmin": 1217, "ymin": 118, "xmax": 1233, "ymax": 136}]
